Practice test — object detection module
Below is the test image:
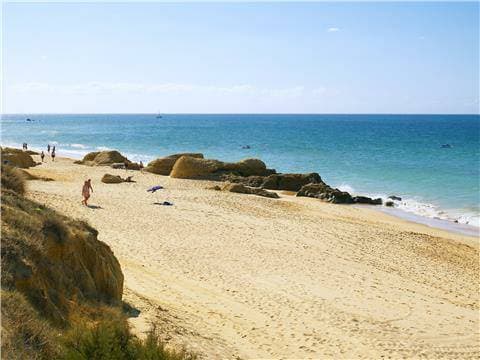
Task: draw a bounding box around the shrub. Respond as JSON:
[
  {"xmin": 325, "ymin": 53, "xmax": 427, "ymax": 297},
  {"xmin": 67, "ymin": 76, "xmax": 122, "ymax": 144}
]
[
  {"xmin": 1, "ymin": 290, "xmax": 61, "ymax": 359},
  {"xmin": 61, "ymin": 316, "xmax": 196, "ymax": 360},
  {"xmin": 1, "ymin": 165, "xmax": 26, "ymax": 194}
]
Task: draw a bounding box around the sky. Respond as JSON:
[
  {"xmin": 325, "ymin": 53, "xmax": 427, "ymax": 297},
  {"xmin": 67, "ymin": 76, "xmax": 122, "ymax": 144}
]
[{"xmin": 2, "ymin": 2, "xmax": 479, "ymax": 114}]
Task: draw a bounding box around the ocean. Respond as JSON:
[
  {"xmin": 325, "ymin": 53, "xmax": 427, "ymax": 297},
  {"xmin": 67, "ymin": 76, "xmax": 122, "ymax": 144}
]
[{"xmin": 1, "ymin": 113, "xmax": 479, "ymax": 231}]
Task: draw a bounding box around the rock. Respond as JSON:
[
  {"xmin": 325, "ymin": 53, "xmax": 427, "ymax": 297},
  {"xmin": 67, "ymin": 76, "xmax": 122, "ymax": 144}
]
[
  {"xmin": 78, "ymin": 150, "xmax": 127, "ymax": 166},
  {"xmin": 145, "ymin": 153, "xmax": 204, "ymax": 175},
  {"xmin": 352, "ymin": 196, "xmax": 383, "ymax": 205},
  {"xmin": 126, "ymin": 162, "xmax": 141, "ymax": 170},
  {"xmin": 170, "ymin": 156, "xmax": 224, "ymax": 179},
  {"xmin": 1, "ymin": 148, "xmax": 36, "ymax": 168},
  {"xmin": 101, "ymin": 174, "xmax": 124, "ymax": 184},
  {"xmin": 111, "ymin": 163, "xmax": 126, "ymax": 169},
  {"xmin": 296, "ymin": 183, "xmax": 354, "ymax": 204},
  {"xmin": 385, "ymin": 200, "xmax": 395, "ymax": 207},
  {"xmin": 207, "ymin": 185, "xmax": 222, "ymax": 191},
  {"xmin": 170, "ymin": 155, "xmax": 275, "ymax": 180},
  {"xmin": 222, "ymin": 183, "xmax": 279, "ymax": 199},
  {"xmin": 221, "ymin": 175, "xmax": 266, "ymax": 187},
  {"xmin": 223, "ymin": 158, "xmax": 273, "ymax": 177},
  {"xmin": 262, "ymin": 173, "xmax": 322, "ymax": 191},
  {"xmin": 388, "ymin": 195, "xmax": 402, "ymax": 201},
  {"xmin": 25, "ymin": 150, "xmax": 39, "ymax": 155},
  {"xmin": 222, "ymin": 172, "xmax": 322, "ymax": 191}
]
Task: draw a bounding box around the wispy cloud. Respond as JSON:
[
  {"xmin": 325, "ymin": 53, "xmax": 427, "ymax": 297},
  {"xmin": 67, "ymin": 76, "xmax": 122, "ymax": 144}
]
[
  {"xmin": 10, "ymin": 82, "xmax": 311, "ymax": 99},
  {"xmin": 327, "ymin": 27, "xmax": 340, "ymax": 33}
]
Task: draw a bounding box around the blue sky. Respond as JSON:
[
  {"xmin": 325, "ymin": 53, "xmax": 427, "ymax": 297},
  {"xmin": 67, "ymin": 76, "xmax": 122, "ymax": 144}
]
[{"xmin": 2, "ymin": 2, "xmax": 479, "ymax": 114}]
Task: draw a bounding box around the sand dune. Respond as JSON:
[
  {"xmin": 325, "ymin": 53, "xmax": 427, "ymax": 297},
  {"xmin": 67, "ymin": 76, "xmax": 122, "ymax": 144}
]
[{"xmin": 26, "ymin": 156, "xmax": 479, "ymax": 359}]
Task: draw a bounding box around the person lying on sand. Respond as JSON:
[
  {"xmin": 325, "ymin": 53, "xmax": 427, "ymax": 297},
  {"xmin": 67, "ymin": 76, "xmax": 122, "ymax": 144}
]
[{"xmin": 81, "ymin": 179, "xmax": 93, "ymax": 206}]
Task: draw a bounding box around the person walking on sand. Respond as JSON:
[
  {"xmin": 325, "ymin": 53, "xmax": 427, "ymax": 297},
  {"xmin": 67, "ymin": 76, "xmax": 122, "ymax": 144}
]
[
  {"xmin": 139, "ymin": 161, "xmax": 144, "ymax": 173},
  {"xmin": 40, "ymin": 151, "xmax": 45, "ymax": 162},
  {"xmin": 47, "ymin": 144, "xmax": 51, "ymax": 154},
  {"xmin": 51, "ymin": 149, "xmax": 56, "ymax": 161},
  {"xmin": 81, "ymin": 179, "xmax": 93, "ymax": 206}
]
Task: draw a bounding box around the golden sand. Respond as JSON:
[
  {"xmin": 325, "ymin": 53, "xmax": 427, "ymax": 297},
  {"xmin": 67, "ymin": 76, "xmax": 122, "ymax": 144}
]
[{"xmin": 26, "ymin": 156, "xmax": 479, "ymax": 359}]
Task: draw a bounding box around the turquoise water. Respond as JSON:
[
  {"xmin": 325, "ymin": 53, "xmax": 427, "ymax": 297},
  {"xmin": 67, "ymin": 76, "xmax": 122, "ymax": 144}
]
[{"xmin": 1, "ymin": 114, "xmax": 479, "ymax": 228}]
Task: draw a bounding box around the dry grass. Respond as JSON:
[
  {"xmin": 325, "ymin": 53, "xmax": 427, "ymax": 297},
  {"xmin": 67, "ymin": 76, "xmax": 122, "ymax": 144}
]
[{"xmin": 1, "ymin": 165, "xmax": 26, "ymax": 195}]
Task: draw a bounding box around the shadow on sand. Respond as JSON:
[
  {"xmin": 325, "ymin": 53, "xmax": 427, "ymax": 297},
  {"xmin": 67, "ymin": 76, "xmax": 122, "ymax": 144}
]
[{"xmin": 87, "ymin": 204, "xmax": 103, "ymax": 209}]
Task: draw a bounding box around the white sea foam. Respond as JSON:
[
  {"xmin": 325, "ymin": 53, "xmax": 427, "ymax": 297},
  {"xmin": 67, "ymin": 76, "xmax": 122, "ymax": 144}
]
[
  {"xmin": 70, "ymin": 143, "xmax": 87, "ymax": 149},
  {"xmin": 335, "ymin": 183, "xmax": 479, "ymax": 229},
  {"xmin": 96, "ymin": 146, "xmax": 112, "ymax": 151},
  {"xmin": 337, "ymin": 183, "xmax": 355, "ymax": 193}
]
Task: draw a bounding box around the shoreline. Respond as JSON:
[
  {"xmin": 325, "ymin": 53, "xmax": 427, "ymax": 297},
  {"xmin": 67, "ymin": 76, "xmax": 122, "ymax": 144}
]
[{"xmin": 13, "ymin": 144, "xmax": 478, "ymax": 238}]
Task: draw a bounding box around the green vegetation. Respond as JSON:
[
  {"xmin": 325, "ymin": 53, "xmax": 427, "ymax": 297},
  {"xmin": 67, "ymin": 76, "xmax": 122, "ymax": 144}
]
[{"xmin": 1, "ymin": 165, "xmax": 195, "ymax": 359}]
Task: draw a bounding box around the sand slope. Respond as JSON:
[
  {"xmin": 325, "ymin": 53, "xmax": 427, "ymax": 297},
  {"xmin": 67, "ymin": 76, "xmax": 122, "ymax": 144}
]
[{"xmin": 26, "ymin": 157, "xmax": 479, "ymax": 359}]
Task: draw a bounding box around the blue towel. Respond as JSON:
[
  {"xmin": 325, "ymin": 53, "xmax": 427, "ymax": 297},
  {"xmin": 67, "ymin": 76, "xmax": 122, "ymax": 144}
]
[{"xmin": 147, "ymin": 185, "xmax": 164, "ymax": 193}]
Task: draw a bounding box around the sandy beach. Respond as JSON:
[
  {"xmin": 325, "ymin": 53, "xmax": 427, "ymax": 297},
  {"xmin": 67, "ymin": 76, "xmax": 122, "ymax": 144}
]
[{"xmin": 25, "ymin": 155, "xmax": 479, "ymax": 359}]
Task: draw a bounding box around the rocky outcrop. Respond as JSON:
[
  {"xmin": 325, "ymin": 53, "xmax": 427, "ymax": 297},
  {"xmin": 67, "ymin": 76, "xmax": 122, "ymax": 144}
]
[
  {"xmin": 385, "ymin": 200, "xmax": 395, "ymax": 207},
  {"xmin": 1, "ymin": 148, "xmax": 36, "ymax": 168},
  {"xmin": 145, "ymin": 153, "xmax": 204, "ymax": 175},
  {"xmin": 352, "ymin": 196, "xmax": 383, "ymax": 205},
  {"xmin": 222, "ymin": 158, "xmax": 273, "ymax": 177},
  {"xmin": 170, "ymin": 156, "xmax": 273, "ymax": 179},
  {"xmin": 170, "ymin": 156, "xmax": 224, "ymax": 179},
  {"xmin": 222, "ymin": 183, "xmax": 279, "ymax": 199},
  {"xmin": 262, "ymin": 173, "xmax": 322, "ymax": 191},
  {"xmin": 77, "ymin": 150, "xmax": 126, "ymax": 166},
  {"xmin": 223, "ymin": 172, "xmax": 322, "ymax": 191},
  {"xmin": 297, "ymin": 183, "xmax": 354, "ymax": 204},
  {"xmin": 101, "ymin": 174, "xmax": 124, "ymax": 184},
  {"xmin": 388, "ymin": 195, "xmax": 402, "ymax": 201},
  {"xmin": 297, "ymin": 183, "xmax": 383, "ymax": 205}
]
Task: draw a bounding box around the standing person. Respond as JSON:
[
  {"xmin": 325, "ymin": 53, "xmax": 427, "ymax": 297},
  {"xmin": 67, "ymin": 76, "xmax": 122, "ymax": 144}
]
[
  {"xmin": 47, "ymin": 144, "xmax": 51, "ymax": 154},
  {"xmin": 124, "ymin": 159, "xmax": 129, "ymax": 172},
  {"xmin": 52, "ymin": 145, "xmax": 56, "ymax": 153},
  {"xmin": 40, "ymin": 151, "xmax": 45, "ymax": 162},
  {"xmin": 51, "ymin": 149, "xmax": 56, "ymax": 162},
  {"xmin": 25, "ymin": 143, "xmax": 28, "ymax": 150},
  {"xmin": 81, "ymin": 179, "xmax": 93, "ymax": 206},
  {"xmin": 139, "ymin": 161, "xmax": 144, "ymax": 173}
]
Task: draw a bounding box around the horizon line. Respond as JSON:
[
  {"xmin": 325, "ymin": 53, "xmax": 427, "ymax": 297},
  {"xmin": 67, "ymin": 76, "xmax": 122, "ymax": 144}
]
[{"xmin": 2, "ymin": 112, "xmax": 479, "ymax": 116}]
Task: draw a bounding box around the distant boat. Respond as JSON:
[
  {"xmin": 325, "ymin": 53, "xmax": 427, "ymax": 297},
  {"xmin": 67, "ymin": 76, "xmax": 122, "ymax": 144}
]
[
  {"xmin": 26, "ymin": 118, "xmax": 33, "ymax": 122},
  {"xmin": 155, "ymin": 111, "xmax": 162, "ymax": 119}
]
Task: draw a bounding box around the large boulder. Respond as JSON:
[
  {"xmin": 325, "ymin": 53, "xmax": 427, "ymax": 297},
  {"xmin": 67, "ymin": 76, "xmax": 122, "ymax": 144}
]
[
  {"xmin": 170, "ymin": 156, "xmax": 224, "ymax": 179},
  {"xmin": 222, "ymin": 183, "xmax": 279, "ymax": 199},
  {"xmin": 77, "ymin": 150, "xmax": 127, "ymax": 166},
  {"xmin": 223, "ymin": 158, "xmax": 273, "ymax": 177},
  {"xmin": 101, "ymin": 174, "xmax": 124, "ymax": 184},
  {"xmin": 297, "ymin": 183, "xmax": 354, "ymax": 204},
  {"xmin": 145, "ymin": 153, "xmax": 204, "ymax": 175},
  {"xmin": 262, "ymin": 173, "xmax": 322, "ymax": 191},
  {"xmin": 170, "ymin": 156, "xmax": 274, "ymax": 180},
  {"xmin": 352, "ymin": 196, "xmax": 382, "ymax": 205},
  {"xmin": 222, "ymin": 172, "xmax": 322, "ymax": 191},
  {"xmin": 1, "ymin": 148, "xmax": 36, "ymax": 168}
]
